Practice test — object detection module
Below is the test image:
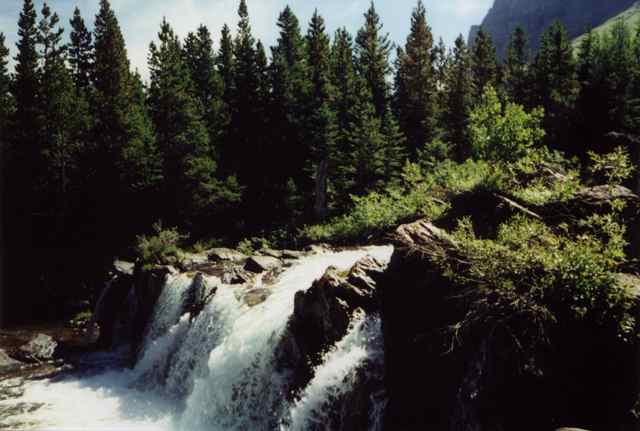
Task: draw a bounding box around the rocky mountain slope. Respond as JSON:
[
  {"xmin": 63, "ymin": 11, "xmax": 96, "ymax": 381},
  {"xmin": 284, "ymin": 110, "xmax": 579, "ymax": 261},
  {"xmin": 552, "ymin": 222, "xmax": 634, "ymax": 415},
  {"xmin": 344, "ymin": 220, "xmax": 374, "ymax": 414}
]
[
  {"xmin": 469, "ymin": 0, "xmax": 639, "ymax": 57},
  {"xmin": 573, "ymin": 2, "xmax": 640, "ymax": 47}
]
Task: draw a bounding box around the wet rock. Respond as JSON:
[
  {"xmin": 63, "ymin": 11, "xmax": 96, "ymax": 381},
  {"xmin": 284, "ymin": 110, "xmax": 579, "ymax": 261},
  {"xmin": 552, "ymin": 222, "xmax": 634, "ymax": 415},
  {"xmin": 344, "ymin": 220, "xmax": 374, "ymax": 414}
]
[
  {"xmin": 258, "ymin": 248, "xmax": 284, "ymax": 259},
  {"xmin": 208, "ymin": 248, "xmax": 247, "ymax": 263},
  {"xmin": 15, "ymin": 334, "xmax": 58, "ymax": 363},
  {"xmin": 244, "ymin": 256, "xmax": 282, "ymax": 274},
  {"xmin": 243, "ymin": 288, "xmax": 271, "ymax": 307},
  {"xmin": 304, "ymin": 243, "xmax": 332, "ymax": 254},
  {"xmin": 0, "ymin": 350, "xmax": 22, "ymax": 375},
  {"xmin": 282, "ymin": 250, "xmax": 306, "ymax": 259},
  {"xmin": 113, "ymin": 260, "xmax": 135, "ymax": 276},
  {"xmin": 184, "ymin": 273, "xmax": 218, "ymax": 319}
]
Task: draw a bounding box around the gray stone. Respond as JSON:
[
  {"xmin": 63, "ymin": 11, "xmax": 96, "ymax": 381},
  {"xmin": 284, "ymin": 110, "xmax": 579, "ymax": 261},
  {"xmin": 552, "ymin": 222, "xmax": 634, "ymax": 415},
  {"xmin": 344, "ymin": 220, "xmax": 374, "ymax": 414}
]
[
  {"xmin": 244, "ymin": 256, "xmax": 282, "ymax": 274},
  {"xmin": 113, "ymin": 260, "xmax": 135, "ymax": 276},
  {"xmin": 0, "ymin": 350, "xmax": 22, "ymax": 375},
  {"xmin": 208, "ymin": 248, "xmax": 247, "ymax": 263},
  {"xmin": 17, "ymin": 334, "xmax": 57, "ymax": 362}
]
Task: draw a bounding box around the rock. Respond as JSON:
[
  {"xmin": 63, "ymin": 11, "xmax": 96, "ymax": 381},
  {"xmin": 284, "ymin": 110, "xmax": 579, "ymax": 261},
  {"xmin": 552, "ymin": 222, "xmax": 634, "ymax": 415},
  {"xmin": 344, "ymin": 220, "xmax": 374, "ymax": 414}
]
[
  {"xmin": 0, "ymin": 350, "xmax": 23, "ymax": 375},
  {"xmin": 113, "ymin": 260, "xmax": 135, "ymax": 276},
  {"xmin": 282, "ymin": 249, "xmax": 306, "ymax": 259},
  {"xmin": 243, "ymin": 288, "xmax": 271, "ymax": 307},
  {"xmin": 16, "ymin": 334, "xmax": 58, "ymax": 363},
  {"xmin": 208, "ymin": 248, "xmax": 247, "ymax": 263},
  {"xmin": 556, "ymin": 428, "xmax": 591, "ymax": 431},
  {"xmin": 258, "ymin": 248, "xmax": 284, "ymax": 259},
  {"xmin": 244, "ymin": 256, "xmax": 282, "ymax": 274},
  {"xmin": 222, "ymin": 266, "xmax": 253, "ymax": 285},
  {"xmin": 304, "ymin": 243, "xmax": 332, "ymax": 254},
  {"xmin": 184, "ymin": 273, "xmax": 218, "ymax": 319}
]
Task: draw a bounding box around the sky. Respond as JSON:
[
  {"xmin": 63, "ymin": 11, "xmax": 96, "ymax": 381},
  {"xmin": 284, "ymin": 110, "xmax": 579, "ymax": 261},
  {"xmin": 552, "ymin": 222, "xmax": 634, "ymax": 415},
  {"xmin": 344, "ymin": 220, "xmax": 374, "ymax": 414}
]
[{"xmin": 0, "ymin": 0, "xmax": 494, "ymax": 79}]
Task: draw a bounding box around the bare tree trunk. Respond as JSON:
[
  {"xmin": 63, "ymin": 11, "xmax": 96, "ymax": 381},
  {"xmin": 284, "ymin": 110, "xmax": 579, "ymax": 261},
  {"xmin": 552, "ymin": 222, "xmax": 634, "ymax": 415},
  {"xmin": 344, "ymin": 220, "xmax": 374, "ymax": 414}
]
[{"xmin": 314, "ymin": 158, "xmax": 329, "ymax": 221}]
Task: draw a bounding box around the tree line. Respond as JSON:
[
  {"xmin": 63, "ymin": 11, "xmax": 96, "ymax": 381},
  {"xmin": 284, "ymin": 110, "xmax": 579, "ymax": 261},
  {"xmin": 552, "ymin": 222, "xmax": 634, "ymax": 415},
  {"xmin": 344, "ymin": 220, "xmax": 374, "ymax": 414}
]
[{"xmin": 1, "ymin": 0, "xmax": 639, "ymax": 320}]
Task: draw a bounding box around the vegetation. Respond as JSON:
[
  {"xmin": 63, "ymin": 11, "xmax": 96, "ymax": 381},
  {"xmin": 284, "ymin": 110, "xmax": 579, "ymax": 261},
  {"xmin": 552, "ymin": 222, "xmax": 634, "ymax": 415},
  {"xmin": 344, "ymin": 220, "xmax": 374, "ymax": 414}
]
[
  {"xmin": 1, "ymin": 0, "xmax": 640, "ymax": 323},
  {"xmin": 135, "ymin": 222, "xmax": 187, "ymax": 269}
]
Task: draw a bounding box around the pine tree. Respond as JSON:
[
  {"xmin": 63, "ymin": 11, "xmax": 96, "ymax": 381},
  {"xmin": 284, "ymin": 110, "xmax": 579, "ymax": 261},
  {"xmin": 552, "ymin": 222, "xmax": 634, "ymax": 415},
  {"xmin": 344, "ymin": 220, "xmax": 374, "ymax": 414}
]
[
  {"xmin": 394, "ymin": 0, "xmax": 437, "ymax": 158},
  {"xmin": 269, "ymin": 5, "xmax": 309, "ymax": 217},
  {"xmin": 504, "ymin": 26, "xmax": 530, "ymax": 105},
  {"xmin": 68, "ymin": 7, "xmax": 93, "ymax": 92},
  {"xmin": 8, "ymin": 0, "xmax": 41, "ymax": 288},
  {"xmin": 0, "ymin": 33, "xmax": 12, "ymax": 142},
  {"xmin": 306, "ymin": 10, "xmax": 337, "ymax": 219},
  {"xmin": 574, "ymin": 29, "xmax": 605, "ymax": 156},
  {"xmin": 471, "ymin": 27, "xmax": 498, "ymax": 99},
  {"xmin": 355, "ymin": 2, "xmax": 392, "ymax": 118},
  {"xmin": 149, "ymin": 19, "xmax": 226, "ymax": 224},
  {"xmin": 345, "ymin": 78, "xmax": 387, "ymax": 194},
  {"xmin": 444, "ymin": 35, "xmax": 474, "ymax": 162},
  {"xmin": 217, "ymin": 24, "xmax": 235, "ymax": 108},
  {"xmin": 183, "ymin": 25, "xmax": 224, "ymax": 152},
  {"xmin": 532, "ymin": 21, "xmax": 578, "ymax": 150},
  {"xmin": 330, "ymin": 28, "xmax": 358, "ymax": 209}
]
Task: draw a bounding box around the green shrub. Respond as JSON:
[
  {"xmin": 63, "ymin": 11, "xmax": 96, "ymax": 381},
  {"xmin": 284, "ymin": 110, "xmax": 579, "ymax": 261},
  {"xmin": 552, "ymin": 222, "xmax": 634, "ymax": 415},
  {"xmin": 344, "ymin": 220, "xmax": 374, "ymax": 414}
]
[
  {"xmin": 469, "ymin": 86, "xmax": 545, "ymax": 163},
  {"xmin": 588, "ymin": 146, "xmax": 635, "ymax": 185},
  {"xmin": 440, "ymin": 214, "xmax": 636, "ymax": 356},
  {"xmin": 136, "ymin": 222, "xmax": 188, "ymax": 268}
]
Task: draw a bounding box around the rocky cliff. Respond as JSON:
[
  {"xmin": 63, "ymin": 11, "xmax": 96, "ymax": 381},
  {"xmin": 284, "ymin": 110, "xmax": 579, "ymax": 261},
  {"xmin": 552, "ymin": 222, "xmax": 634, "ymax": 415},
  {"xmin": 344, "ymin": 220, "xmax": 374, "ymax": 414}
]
[{"xmin": 469, "ymin": 0, "xmax": 638, "ymax": 57}]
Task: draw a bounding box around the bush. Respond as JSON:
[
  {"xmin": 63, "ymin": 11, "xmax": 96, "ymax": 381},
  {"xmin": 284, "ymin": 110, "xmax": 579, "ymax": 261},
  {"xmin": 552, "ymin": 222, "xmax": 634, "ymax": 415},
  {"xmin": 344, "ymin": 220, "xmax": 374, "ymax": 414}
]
[
  {"xmin": 440, "ymin": 214, "xmax": 636, "ymax": 358},
  {"xmin": 136, "ymin": 222, "xmax": 188, "ymax": 268},
  {"xmin": 469, "ymin": 86, "xmax": 545, "ymax": 163}
]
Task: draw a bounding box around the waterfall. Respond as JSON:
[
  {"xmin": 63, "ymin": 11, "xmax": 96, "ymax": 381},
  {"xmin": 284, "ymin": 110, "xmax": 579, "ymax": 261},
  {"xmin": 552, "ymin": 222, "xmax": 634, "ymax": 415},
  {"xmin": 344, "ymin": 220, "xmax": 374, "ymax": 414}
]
[{"xmin": 0, "ymin": 246, "xmax": 393, "ymax": 431}]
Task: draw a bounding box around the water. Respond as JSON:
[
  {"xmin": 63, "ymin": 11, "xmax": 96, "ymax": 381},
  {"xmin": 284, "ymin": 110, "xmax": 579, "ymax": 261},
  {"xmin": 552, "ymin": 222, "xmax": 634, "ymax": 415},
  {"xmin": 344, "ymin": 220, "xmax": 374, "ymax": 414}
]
[{"xmin": 0, "ymin": 247, "xmax": 393, "ymax": 431}]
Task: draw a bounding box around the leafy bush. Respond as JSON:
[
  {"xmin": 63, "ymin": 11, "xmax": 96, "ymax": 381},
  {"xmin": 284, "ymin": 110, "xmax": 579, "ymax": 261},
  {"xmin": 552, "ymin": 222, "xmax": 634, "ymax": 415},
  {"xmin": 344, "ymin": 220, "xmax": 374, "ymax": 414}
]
[
  {"xmin": 469, "ymin": 86, "xmax": 545, "ymax": 163},
  {"xmin": 588, "ymin": 146, "xmax": 635, "ymax": 185},
  {"xmin": 236, "ymin": 237, "xmax": 273, "ymax": 255},
  {"xmin": 440, "ymin": 214, "xmax": 636, "ymax": 356},
  {"xmin": 136, "ymin": 222, "xmax": 188, "ymax": 268}
]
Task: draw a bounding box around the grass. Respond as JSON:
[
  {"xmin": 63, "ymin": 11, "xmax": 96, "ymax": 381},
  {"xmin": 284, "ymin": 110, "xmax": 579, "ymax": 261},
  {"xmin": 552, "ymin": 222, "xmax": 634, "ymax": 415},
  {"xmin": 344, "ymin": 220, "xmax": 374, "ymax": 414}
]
[{"xmin": 573, "ymin": 2, "xmax": 640, "ymax": 48}]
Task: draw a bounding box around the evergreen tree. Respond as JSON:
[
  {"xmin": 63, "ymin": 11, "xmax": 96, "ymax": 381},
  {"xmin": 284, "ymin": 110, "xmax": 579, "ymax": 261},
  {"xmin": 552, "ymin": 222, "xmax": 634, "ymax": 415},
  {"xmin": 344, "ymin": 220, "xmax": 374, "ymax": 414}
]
[
  {"xmin": 444, "ymin": 35, "xmax": 474, "ymax": 162},
  {"xmin": 8, "ymin": 0, "xmax": 41, "ymax": 300},
  {"xmin": 269, "ymin": 5, "xmax": 309, "ymax": 217},
  {"xmin": 471, "ymin": 27, "xmax": 498, "ymax": 99},
  {"xmin": 504, "ymin": 26, "xmax": 530, "ymax": 105},
  {"xmin": 183, "ymin": 25, "xmax": 225, "ymax": 151},
  {"xmin": 355, "ymin": 2, "xmax": 392, "ymax": 118},
  {"xmin": 306, "ymin": 10, "xmax": 337, "ymax": 219},
  {"xmin": 0, "ymin": 34, "xmax": 12, "ymax": 142},
  {"xmin": 345, "ymin": 78, "xmax": 387, "ymax": 194},
  {"xmin": 574, "ymin": 29, "xmax": 606, "ymax": 156},
  {"xmin": 68, "ymin": 7, "xmax": 93, "ymax": 92},
  {"xmin": 149, "ymin": 19, "xmax": 228, "ymax": 224},
  {"xmin": 330, "ymin": 28, "xmax": 358, "ymax": 209},
  {"xmin": 601, "ymin": 20, "xmax": 635, "ymax": 134},
  {"xmin": 217, "ymin": 24, "xmax": 235, "ymax": 108},
  {"xmin": 532, "ymin": 21, "xmax": 577, "ymax": 150},
  {"xmin": 394, "ymin": 0, "xmax": 438, "ymax": 158}
]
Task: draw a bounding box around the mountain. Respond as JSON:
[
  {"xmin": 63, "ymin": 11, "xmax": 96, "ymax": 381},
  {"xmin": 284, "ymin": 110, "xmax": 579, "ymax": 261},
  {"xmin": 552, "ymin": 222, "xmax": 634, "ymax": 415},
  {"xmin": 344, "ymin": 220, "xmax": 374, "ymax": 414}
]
[
  {"xmin": 469, "ymin": 0, "xmax": 638, "ymax": 58},
  {"xmin": 573, "ymin": 2, "xmax": 640, "ymax": 47}
]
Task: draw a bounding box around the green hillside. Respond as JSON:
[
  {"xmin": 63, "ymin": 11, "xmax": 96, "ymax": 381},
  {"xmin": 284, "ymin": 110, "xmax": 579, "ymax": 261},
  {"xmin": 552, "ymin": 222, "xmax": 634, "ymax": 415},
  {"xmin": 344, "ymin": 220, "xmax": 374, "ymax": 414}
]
[{"xmin": 573, "ymin": 2, "xmax": 640, "ymax": 47}]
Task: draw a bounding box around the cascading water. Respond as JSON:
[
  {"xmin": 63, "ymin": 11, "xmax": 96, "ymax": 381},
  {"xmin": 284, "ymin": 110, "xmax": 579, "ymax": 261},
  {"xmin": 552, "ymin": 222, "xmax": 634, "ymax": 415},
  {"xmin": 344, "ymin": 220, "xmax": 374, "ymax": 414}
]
[{"xmin": 0, "ymin": 246, "xmax": 393, "ymax": 431}]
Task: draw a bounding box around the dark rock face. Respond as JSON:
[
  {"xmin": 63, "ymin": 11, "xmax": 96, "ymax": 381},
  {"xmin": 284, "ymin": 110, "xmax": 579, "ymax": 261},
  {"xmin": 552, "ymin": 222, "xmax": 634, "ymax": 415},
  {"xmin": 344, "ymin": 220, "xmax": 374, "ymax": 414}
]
[
  {"xmin": 276, "ymin": 255, "xmax": 388, "ymax": 398},
  {"xmin": 380, "ymin": 216, "xmax": 640, "ymax": 431},
  {"xmin": 469, "ymin": 0, "xmax": 637, "ymax": 57}
]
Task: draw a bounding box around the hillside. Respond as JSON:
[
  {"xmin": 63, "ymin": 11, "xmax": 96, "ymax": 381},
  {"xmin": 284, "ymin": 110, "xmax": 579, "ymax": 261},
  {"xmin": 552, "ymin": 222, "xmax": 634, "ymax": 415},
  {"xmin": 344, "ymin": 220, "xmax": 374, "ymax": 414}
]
[
  {"xmin": 573, "ymin": 2, "xmax": 640, "ymax": 48},
  {"xmin": 469, "ymin": 0, "xmax": 637, "ymax": 57}
]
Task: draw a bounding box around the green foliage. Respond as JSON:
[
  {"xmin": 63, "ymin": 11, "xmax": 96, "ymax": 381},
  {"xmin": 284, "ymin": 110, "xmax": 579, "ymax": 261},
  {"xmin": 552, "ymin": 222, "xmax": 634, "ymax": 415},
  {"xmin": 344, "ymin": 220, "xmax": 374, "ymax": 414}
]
[
  {"xmin": 471, "ymin": 27, "xmax": 499, "ymax": 99},
  {"xmin": 469, "ymin": 86, "xmax": 546, "ymax": 163},
  {"xmin": 236, "ymin": 237, "xmax": 272, "ymax": 255},
  {"xmin": 588, "ymin": 146, "xmax": 635, "ymax": 185},
  {"xmin": 442, "ymin": 214, "xmax": 637, "ymax": 353},
  {"xmin": 135, "ymin": 222, "xmax": 188, "ymax": 268}
]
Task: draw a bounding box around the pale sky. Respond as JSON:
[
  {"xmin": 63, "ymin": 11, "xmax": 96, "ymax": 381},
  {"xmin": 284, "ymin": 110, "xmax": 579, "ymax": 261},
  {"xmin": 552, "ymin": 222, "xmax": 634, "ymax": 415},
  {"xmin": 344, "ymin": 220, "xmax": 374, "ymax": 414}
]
[{"xmin": 0, "ymin": 0, "xmax": 494, "ymax": 78}]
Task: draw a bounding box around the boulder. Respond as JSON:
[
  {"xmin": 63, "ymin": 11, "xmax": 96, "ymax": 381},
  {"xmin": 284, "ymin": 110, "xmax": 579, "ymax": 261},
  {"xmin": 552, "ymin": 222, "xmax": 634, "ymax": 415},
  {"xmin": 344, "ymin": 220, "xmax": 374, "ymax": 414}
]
[
  {"xmin": 282, "ymin": 249, "xmax": 307, "ymax": 259},
  {"xmin": 113, "ymin": 260, "xmax": 135, "ymax": 276},
  {"xmin": 208, "ymin": 248, "xmax": 247, "ymax": 263},
  {"xmin": 244, "ymin": 256, "xmax": 282, "ymax": 274},
  {"xmin": 0, "ymin": 350, "xmax": 23, "ymax": 375},
  {"xmin": 243, "ymin": 288, "xmax": 271, "ymax": 307},
  {"xmin": 258, "ymin": 249, "xmax": 284, "ymax": 259},
  {"xmin": 16, "ymin": 334, "xmax": 58, "ymax": 363},
  {"xmin": 184, "ymin": 273, "xmax": 218, "ymax": 319}
]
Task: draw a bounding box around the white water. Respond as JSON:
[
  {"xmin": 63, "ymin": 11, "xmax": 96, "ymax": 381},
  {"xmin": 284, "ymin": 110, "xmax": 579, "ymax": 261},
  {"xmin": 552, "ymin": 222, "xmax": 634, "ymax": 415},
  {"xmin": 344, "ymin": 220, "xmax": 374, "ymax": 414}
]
[{"xmin": 0, "ymin": 246, "xmax": 392, "ymax": 431}]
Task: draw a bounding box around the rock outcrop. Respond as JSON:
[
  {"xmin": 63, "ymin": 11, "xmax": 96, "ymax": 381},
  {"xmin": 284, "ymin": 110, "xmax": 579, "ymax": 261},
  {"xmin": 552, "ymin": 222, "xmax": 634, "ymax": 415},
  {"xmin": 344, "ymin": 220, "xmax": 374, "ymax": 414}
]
[
  {"xmin": 380, "ymin": 207, "xmax": 640, "ymax": 430},
  {"xmin": 469, "ymin": 0, "xmax": 637, "ymax": 57},
  {"xmin": 277, "ymin": 255, "xmax": 388, "ymax": 398}
]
